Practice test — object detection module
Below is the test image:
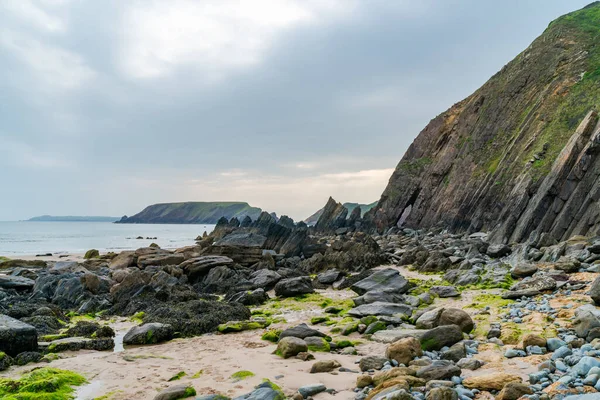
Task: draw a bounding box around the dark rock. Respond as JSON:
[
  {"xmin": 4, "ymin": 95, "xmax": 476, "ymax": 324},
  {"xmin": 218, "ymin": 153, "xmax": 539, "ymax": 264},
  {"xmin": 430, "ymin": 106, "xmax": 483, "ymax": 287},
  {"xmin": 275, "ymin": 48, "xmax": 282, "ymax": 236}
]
[
  {"xmin": 317, "ymin": 269, "xmax": 343, "ymax": 284},
  {"xmin": 347, "ymin": 302, "xmax": 413, "ymax": 318},
  {"xmin": 279, "ymin": 323, "xmax": 327, "ymax": 340},
  {"xmin": 14, "ymin": 351, "xmax": 42, "ymax": 366},
  {"xmin": 429, "ymin": 286, "xmax": 459, "ymax": 298},
  {"xmin": 589, "ymin": 276, "xmax": 600, "ymax": 305},
  {"xmin": 0, "ymin": 275, "xmax": 35, "ymax": 291},
  {"xmin": 353, "ymin": 290, "xmax": 406, "ymax": 306},
  {"xmin": 123, "ymin": 323, "xmax": 174, "ymax": 345},
  {"xmin": 315, "ymin": 197, "xmax": 348, "ymax": 232},
  {"xmin": 227, "ymin": 288, "xmax": 269, "ymax": 306},
  {"xmin": 153, "ymin": 384, "xmax": 196, "ymax": 400},
  {"xmin": 511, "ymin": 264, "xmax": 538, "ymax": 278},
  {"xmin": 359, "ymin": 355, "xmax": 388, "ymax": 371},
  {"xmin": 350, "ymin": 268, "xmax": 410, "ymax": 296},
  {"xmin": 250, "ymin": 269, "xmax": 281, "ymax": 290},
  {"xmin": 420, "ymin": 325, "xmax": 464, "ymax": 351},
  {"xmin": 0, "ymin": 314, "xmax": 38, "ymax": 356},
  {"xmin": 274, "ymin": 277, "xmax": 314, "ymax": 297},
  {"xmin": 502, "ymin": 275, "xmax": 557, "ymax": 299},
  {"xmin": 487, "ymin": 244, "xmax": 512, "ymax": 258},
  {"xmin": 179, "ymin": 256, "xmax": 234, "ymax": 280},
  {"xmin": 416, "ymin": 360, "xmax": 461, "ymax": 381}
]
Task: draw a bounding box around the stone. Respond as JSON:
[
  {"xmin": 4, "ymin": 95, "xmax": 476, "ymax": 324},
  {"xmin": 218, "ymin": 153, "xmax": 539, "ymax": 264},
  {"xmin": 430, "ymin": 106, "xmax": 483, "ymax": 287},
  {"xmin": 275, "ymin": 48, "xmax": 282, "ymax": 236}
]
[
  {"xmin": 317, "ymin": 269, "xmax": 342, "ymax": 284},
  {"xmin": 297, "ymin": 384, "xmax": 326, "ymax": 398},
  {"xmin": 441, "ymin": 342, "xmax": 466, "ymax": 362},
  {"xmin": 153, "ymin": 385, "xmax": 196, "ymax": 400},
  {"xmin": 279, "ymin": 324, "xmax": 327, "ymax": 340},
  {"xmin": 496, "ymin": 381, "xmax": 533, "ymax": 400},
  {"xmin": 274, "ymin": 277, "xmax": 314, "ymax": 297},
  {"xmin": 456, "ymin": 358, "xmax": 483, "ymax": 370},
  {"xmin": 310, "ymin": 359, "xmax": 341, "ymax": 373},
  {"xmin": 109, "ymin": 251, "xmax": 135, "ymax": 269},
  {"xmin": 304, "ymin": 337, "xmax": 330, "ymax": 352},
  {"xmin": 522, "ymin": 333, "xmax": 547, "ymax": 349},
  {"xmin": 234, "ymin": 381, "xmax": 285, "ymax": 399},
  {"xmin": 179, "ymin": 255, "xmax": 234, "ymax": 280},
  {"xmin": 416, "ymin": 360, "xmax": 461, "ymax": 381},
  {"xmin": 356, "ymin": 374, "xmax": 373, "ymax": 388},
  {"xmin": 46, "ymin": 337, "xmax": 114, "ymax": 352},
  {"xmin": 502, "ymin": 276, "xmax": 557, "ymax": 299},
  {"xmin": 348, "ymin": 302, "xmax": 413, "ymax": 318},
  {"xmin": 511, "ymin": 263, "xmax": 538, "ymax": 278},
  {"xmin": 429, "ymin": 286, "xmax": 459, "ymax": 298},
  {"xmin": 137, "ymin": 252, "xmax": 185, "ymax": 268},
  {"xmin": 359, "ymin": 355, "xmax": 388, "ymax": 371},
  {"xmin": 353, "ymin": 290, "xmax": 406, "ymax": 306},
  {"xmin": 571, "ymin": 356, "xmax": 600, "ymax": 376},
  {"xmin": 487, "ymin": 244, "xmax": 512, "ymax": 258},
  {"xmin": 589, "ymin": 276, "xmax": 600, "ymax": 306},
  {"xmin": 462, "ymin": 373, "xmax": 521, "ymax": 391},
  {"xmin": 573, "ymin": 304, "xmax": 600, "ymax": 338},
  {"xmin": 227, "ymin": 288, "xmax": 269, "ymax": 306},
  {"xmin": 372, "ymin": 367, "xmax": 421, "ymax": 386},
  {"xmin": 365, "ymin": 321, "xmax": 388, "ymax": 335},
  {"xmin": 123, "ymin": 323, "xmax": 174, "ymax": 345},
  {"xmin": 439, "ymin": 308, "xmax": 474, "ymax": 333},
  {"xmin": 217, "ymin": 319, "xmax": 270, "ymax": 333},
  {"xmin": 0, "ymin": 314, "xmax": 38, "ymax": 356},
  {"xmin": 420, "ymin": 325, "xmax": 464, "ymax": 351},
  {"xmin": 250, "ymin": 269, "xmax": 281, "ymax": 290},
  {"xmin": 276, "ymin": 337, "xmax": 307, "ymax": 358},
  {"xmin": 350, "ymin": 268, "xmax": 410, "ymax": 296},
  {"xmin": 426, "ymin": 387, "xmax": 458, "ymax": 400},
  {"xmin": 386, "ymin": 337, "xmax": 423, "ymax": 365},
  {"xmin": 0, "ymin": 275, "xmax": 35, "ymax": 290}
]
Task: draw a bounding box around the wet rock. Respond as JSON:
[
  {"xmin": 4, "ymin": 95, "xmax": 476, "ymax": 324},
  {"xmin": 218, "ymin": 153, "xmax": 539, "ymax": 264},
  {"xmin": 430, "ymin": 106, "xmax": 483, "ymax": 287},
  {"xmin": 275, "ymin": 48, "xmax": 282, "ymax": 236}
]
[
  {"xmin": 297, "ymin": 383, "xmax": 326, "ymax": 398},
  {"xmin": 310, "ymin": 359, "xmax": 341, "ymax": 373},
  {"xmin": 0, "ymin": 314, "xmax": 38, "ymax": 356},
  {"xmin": 46, "ymin": 337, "xmax": 114, "ymax": 352},
  {"xmin": 350, "ymin": 268, "xmax": 410, "ymax": 296},
  {"xmin": 420, "ymin": 325, "xmax": 464, "ymax": 351},
  {"xmin": 0, "ymin": 352, "xmax": 12, "ymax": 371},
  {"xmin": 250, "ymin": 269, "xmax": 281, "ymax": 290},
  {"xmin": 14, "ymin": 351, "xmax": 42, "ymax": 366},
  {"xmin": 123, "ymin": 323, "xmax": 173, "ymax": 345},
  {"xmin": 0, "ymin": 275, "xmax": 35, "ymax": 291},
  {"xmin": 386, "ymin": 336, "xmax": 423, "ymax": 365},
  {"xmin": 276, "ymin": 337, "xmax": 307, "ymax": 358},
  {"xmin": 274, "ymin": 277, "xmax": 314, "ymax": 297}
]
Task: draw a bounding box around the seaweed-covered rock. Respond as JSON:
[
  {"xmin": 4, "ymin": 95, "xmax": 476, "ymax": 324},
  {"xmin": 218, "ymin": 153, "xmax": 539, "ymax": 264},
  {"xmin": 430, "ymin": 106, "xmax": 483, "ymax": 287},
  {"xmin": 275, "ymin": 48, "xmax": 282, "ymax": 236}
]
[
  {"xmin": 276, "ymin": 337, "xmax": 307, "ymax": 358},
  {"xmin": 154, "ymin": 384, "xmax": 196, "ymax": 400},
  {"xmin": 0, "ymin": 352, "xmax": 12, "ymax": 371},
  {"xmin": 0, "ymin": 314, "xmax": 38, "ymax": 356},
  {"xmin": 14, "ymin": 351, "xmax": 42, "ymax": 366},
  {"xmin": 46, "ymin": 337, "xmax": 114, "ymax": 352},
  {"xmin": 274, "ymin": 277, "xmax": 314, "ymax": 297},
  {"xmin": 123, "ymin": 323, "xmax": 173, "ymax": 345},
  {"xmin": 226, "ymin": 288, "xmax": 269, "ymax": 306}
]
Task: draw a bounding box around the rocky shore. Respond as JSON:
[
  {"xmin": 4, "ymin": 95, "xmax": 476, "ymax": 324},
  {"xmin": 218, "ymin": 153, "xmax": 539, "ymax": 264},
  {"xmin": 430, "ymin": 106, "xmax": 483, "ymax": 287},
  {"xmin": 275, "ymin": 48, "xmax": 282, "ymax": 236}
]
[{"xmin": 1, "ymin": 208, "xmax": 600, "ymax": 400}]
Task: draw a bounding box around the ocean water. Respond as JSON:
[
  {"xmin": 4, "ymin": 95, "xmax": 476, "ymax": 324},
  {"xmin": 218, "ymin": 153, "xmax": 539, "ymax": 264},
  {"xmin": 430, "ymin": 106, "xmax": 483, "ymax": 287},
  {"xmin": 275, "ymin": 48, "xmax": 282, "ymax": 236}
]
[{"xmin": 0, "ymin": 221, "xmax": 215, "ymax": 256}]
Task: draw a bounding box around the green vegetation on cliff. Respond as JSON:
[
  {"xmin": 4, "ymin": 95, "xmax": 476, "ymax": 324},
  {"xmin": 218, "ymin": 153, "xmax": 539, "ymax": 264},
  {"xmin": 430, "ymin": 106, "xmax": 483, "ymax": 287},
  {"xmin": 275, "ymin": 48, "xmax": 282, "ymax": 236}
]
[{"xmin": 117, "ymin": 202, "xmax": 262, "ymax": 224}]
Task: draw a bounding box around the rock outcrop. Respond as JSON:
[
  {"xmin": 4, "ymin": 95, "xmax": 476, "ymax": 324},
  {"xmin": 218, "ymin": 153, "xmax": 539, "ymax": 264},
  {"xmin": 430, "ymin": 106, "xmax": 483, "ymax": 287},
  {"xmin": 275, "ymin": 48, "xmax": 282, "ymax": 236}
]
[{"xmin": 366, "ymin": 3, "xmax": 600, "ymax": 243}]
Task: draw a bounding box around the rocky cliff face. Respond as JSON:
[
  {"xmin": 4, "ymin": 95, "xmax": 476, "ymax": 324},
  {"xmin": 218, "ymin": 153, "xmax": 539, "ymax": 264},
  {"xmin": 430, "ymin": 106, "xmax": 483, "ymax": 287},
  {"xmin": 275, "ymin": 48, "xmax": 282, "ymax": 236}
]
[{"xmin": 367, "ymin": 3, "xmax": 600, "ymax": 243}]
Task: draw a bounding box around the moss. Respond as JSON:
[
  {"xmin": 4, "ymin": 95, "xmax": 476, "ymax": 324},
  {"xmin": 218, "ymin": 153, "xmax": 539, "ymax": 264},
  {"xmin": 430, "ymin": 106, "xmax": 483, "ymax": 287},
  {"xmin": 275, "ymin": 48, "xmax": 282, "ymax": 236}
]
[
  {"xmin": 0, "ymin": 352, "xmax": 6, "ymax": 361},
  {"xmin": 168, "ymin": 371, "xmax": 186, "ymax": 381},
  {"xmin": 421, "ymin": 338, "xmax": 438, "ymax": 351},
  {"xmin": 0, "ymin": 368, "xmax": 86, "ymax": 400},
  {"xmin": 0, "ymin": 256, "xmax": 9, "ymax": 264},
  {"xmin": 40, "ymin": 334, "xmax": 68, "ymax": 342},
  {"xmin": 360, "ymin": 316, "xmax": 378, "ymax": 326},
  {"xmin": 398, "ymin": 157, "xmax": 433, "ymax": 174},
  {"xmin": 218, "ymin": 320, "xmax": 269, "ymax": 334},
  {"xmin": 183, "ymin": 387, "xmax": 196, "ymax": 397},
  {"xmin": 310, "ymin": 316, "xmax": 329, "ymax": 325},
  {"xmin": 466, "ymin": 294, "xmax": 514, "ymax": 310},
  {"xmin": 191, "ymin": 370, "xmax": 203, "ymax": 379},
  {"xmin": 307, "ymin": 338, "xmax": 330, "ymax": 352},
  {"xmin": 230, "ymin": 370, "xmax": 255, "ymax": 381},
  {"xmin": 130, "ymin": 312, "xmax": 145, "ymax": 323},
  {"xmin": 84, "ymin": 249, "xmax": 100, "ymax": 259},
  {"xmin": 94, "ymin": 390, "xmax": 123, "ymax": 400},
  {"xmin": 261, "ymin": 329, "xmax": 281, "ymax": 343},
  {"xmin": 261, "ymin": 379, "xmax": 282, "ymax": 391},
  {"xmin": 341, "ymin": 322, "xmax": 359, "ymax": 336},
  {"xmin": 334, "ymin": 340, "xmax": 354, "ymax": 349}
]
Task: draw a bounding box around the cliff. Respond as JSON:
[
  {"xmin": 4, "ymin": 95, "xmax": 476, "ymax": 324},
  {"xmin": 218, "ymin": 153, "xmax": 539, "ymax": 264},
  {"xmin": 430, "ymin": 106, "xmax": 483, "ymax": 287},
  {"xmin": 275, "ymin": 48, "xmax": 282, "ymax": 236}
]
[
  {"xmin": 117, "ymin": 202, "xmax": 263, "ymax": 224},
  {"xmin": 367, "ymin": 2, "xmax": 600, "ymax": 243}
]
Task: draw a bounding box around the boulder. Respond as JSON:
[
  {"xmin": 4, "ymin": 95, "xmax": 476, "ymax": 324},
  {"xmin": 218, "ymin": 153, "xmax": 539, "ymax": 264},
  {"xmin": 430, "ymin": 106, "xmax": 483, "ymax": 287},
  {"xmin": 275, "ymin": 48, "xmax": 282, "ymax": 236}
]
[
  {"xmin": 487, "ymin": 244, "xmax": 511, "ymax": 258},
  {"xmin": 227, "ymin": 288, "xmax": 269, "ymax": 306},
  {"xmin": 426, "ymin": 387, "xmax": 458, "ymax": 400},
  {"xmin": 440, "ymin": 342, "xmax": 466, "ymax": 362},
  {"xmin": 109, "ymin": 251, "xmax": 136, "ymax": 270},
  {"xmin": 573, "ymin": 304, "xmax": 600, "ymax": 338},
  {"xmin": 276, "ymin": 337, "xmax": 307, "ymax": 358},
  {"xmin": 46, "ymin": 337, "xmax": 114, "ymax": 352},
  {"xmin": 274, "ymin": 277, "xmax": 314, "ymax": 297},
  {"xmin": 522, "ymin": 333, "xmax": 546, "ymax": 349},
  {"xmin": 429, "ymin": 286, "xmax": 459, "ymax": 298},
  {"xmin": 347, "ymin": 302, "xmax": 413, "ymax": 318},
  {"xmin": 589, "ymin": 276, "xmax": 600, "ymax": 305},
  {"xmin": 496, "ymin": 381, "xmax": 533, "ymax": 400},
  {"xmin": 137, "ymin": 252, "xmax": 184, "ymax": 269},
  {"xmin": 386, "ymin": 337, "xmax": 423, "ymax": 365},
  {"xmin": 179, "ymin": 256, "xmax": 234, "ymax": 280},
  {"xmin": 0, "ymin": 315, "xmax": 38, "ymax": 356},
  {"xmin": 416, "ymin": 360, "xmax": 461, "ymax": 381},
  {"xmin": 462, "ymin": 373, "xmax": 521, "ymax": 391},
  {"xmin": 502, "ymin": 276, "xmax": 556, "ymax": 299},
  {"xmin": 420, "ymin": 325, "xmax": 464, "ymax": 351},
  {"xmin": 359, "ymin": 355, "xmax": 388, "ymax": 371},
  {"xmin": 310, "ymin": 359, "xmax": 341, "ymax": 373},
  {"xmin": 416, "ymin": 308, "xmax": 473, "ymax": 333},
  {"xmin": 353, "ymin": 290, "xmax": 406, "ymax": 306},
  {"xmin": 317, "ymin": 269, "xmax": 342, "ymax": 285},
  {"xmin": 123, "ymin": 323, "xmax": 174, "ymax": 345},
  {"xmin": 351, "ymin": 268, "xmax": 410, "ymax": 296}
]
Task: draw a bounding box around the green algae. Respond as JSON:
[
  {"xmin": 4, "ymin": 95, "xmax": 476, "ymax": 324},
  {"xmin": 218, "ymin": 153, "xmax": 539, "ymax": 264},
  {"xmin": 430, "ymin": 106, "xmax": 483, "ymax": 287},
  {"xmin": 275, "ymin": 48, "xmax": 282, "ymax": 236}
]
[
  {"xmin": 261, "ymin": 329, "xmax": 281, "ymax": 343},
  {"xmin": 0, "ymin": 368, "xmax": 86, "ymax": 400},
  {"xmin": 168, "ymin": 371, "xmax": 186, "ymax": 381},
  {"xmin": 230, "ymin": 370, "xmax": 255, "ymax": 381}
]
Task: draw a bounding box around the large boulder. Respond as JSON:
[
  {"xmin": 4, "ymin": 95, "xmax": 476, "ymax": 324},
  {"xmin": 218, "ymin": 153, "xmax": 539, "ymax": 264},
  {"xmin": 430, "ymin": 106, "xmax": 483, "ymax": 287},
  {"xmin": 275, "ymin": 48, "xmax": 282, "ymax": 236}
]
[
  {"xmin": 386, "ymin": 337, "xmax": 423, "ymax": 365},
  {"xmin": 511, "ymin": 263, "xmax": 538, "ymax": 278},
  {"xmin": 573, "ymin": 304, "xmax": 600, "ymax": 339},
  {"xmin": 109, "ymin": 251, "xmax": 135, "ymax": 270},
  {"xmin": 419, "ymin": 325, "xmax": 464, "ymax": 351},
  {"xmin": 154, "ymin": 385, "xmax": 196, "ymax": 400},
  {"xmin": 274, "ymin": 277, "xmax": 314, "ymax": 297},
  {"xmin": 351, "ymin": 268, "xmax": 410, "ymax": 296},
  {"xmin": 52, "ymin": 276, "xmax": 87, "ymax": 309},
  {"xmin": 347, "ymin": 302, "xmax": 413, "ymax": 318},
  {"xmin": 123, "ymin": 323, "xmax": 174, "ymax": 345},
  {"xmin": 416, "ymin": 360, "xmax": 461, "ymax": 381},
  {"xmin": 487, "ymin": 244, "xmax": 512, "ymax": 258},
  {"xmin": 250, "ymin": 269, "xmax": 281, "ymax": 290},
  {"xmin": 179, "ymin": 256, "xmax": 234, "ymax": 280},
  {"xmin": 226, "ymin": 288, "xmax": 269, "ymax": 306},
  {"xmin": 415, "ymin": 308, "xmax": 473, "ymax": 333},
  {"xmin": 279, "ymin": 323, "xmax": 327, "ymax": 340},
  {"xmin": 0, "ymin": 314, "xmax": 38, "ymax": 356},
  {"xmin": 589, "ymin": 276, "xmax": 600, "ymax": 305}
]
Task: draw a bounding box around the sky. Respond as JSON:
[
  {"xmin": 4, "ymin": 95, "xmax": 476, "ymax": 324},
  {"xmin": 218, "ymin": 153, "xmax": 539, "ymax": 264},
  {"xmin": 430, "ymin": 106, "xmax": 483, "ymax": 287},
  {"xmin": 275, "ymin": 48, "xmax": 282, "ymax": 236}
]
[{"xmin": 0, "ymin": 0, "xmax": 593, "ymax": 221}]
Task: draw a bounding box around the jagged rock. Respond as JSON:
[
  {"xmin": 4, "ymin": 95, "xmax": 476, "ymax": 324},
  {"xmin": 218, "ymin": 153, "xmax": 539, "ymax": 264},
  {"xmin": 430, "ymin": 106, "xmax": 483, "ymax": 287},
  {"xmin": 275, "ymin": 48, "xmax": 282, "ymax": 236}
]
[
  {"xmin": 274, "ymin": 277, "xmax": 314, "ymax": 297},
  {"xmin": 0, "ymin": 275, "xmax": 35, "ymax": 290},
  {"xmin": 250, "ymin": 269, "xmax": 281, "ymax": 290},
  {"xmin": 350, "ymin": 268, "xmax": 410, "ymax": 295},
  {"xmin": 226, "ymin": 288, "xmax": 269, "ymax": 306},
  {"xmin": 123, "ymin": 323, "xmax": 173, "ymax": 345},
  {"xmin": 347, "ymin": 302, "xmax": 413, "ymax": 318},
  {"xmin": 315, "ymin": 197, "xmax": 348, "ymax": 232},
  {"xmin": 214, "ymin": 233, "xmax": 267, "ymax": 248},
  {"xmin": 179, "ymin": 256, "xmax": 234, "ymax": 280},
  {"xmin": 0, "ymin": 315, "xmax": 37, "ymax": 356}
]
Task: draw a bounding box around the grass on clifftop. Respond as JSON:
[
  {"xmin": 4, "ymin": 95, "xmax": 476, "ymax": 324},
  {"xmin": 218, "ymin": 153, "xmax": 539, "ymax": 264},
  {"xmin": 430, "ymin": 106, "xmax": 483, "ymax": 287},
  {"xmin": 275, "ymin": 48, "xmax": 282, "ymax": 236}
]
[{"xmin": 0, "ymin": 368, "xmax": 86, "ymax": 400}]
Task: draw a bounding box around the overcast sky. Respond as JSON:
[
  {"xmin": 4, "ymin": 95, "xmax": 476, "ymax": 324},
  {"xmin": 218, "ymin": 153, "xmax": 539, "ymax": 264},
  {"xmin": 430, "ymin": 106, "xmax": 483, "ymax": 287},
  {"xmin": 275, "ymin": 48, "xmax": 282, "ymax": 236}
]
[{"xmin": 0, "ymin": 0, "xmax": 592, "ymax": 221}]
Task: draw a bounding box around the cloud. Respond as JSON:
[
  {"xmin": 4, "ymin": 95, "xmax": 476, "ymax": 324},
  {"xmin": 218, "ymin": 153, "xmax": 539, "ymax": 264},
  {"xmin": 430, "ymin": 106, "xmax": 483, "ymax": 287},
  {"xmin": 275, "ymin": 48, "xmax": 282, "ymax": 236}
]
[
  {"xmin": 118, "ymin": 0, "xmax": 355, "ymax": 80},
  {"xmin": 0, "ymin": 29, "xmax": 95, "ymax": 91},
  {"xmin": 1, "ymin": 0, "xmax": 68, "ymax": 33},
  {"xmin": 0, "ymin": 137, "xmax": 71, "ymax": 169}
]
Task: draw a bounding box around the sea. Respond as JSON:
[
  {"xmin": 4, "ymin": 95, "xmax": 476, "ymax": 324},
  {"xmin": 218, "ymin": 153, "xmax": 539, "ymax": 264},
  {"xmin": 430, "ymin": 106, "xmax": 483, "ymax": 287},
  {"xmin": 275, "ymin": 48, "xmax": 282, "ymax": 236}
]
[{"xmin": 0, "ymin": 221, "xmax": 215, "ymax": 256}]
